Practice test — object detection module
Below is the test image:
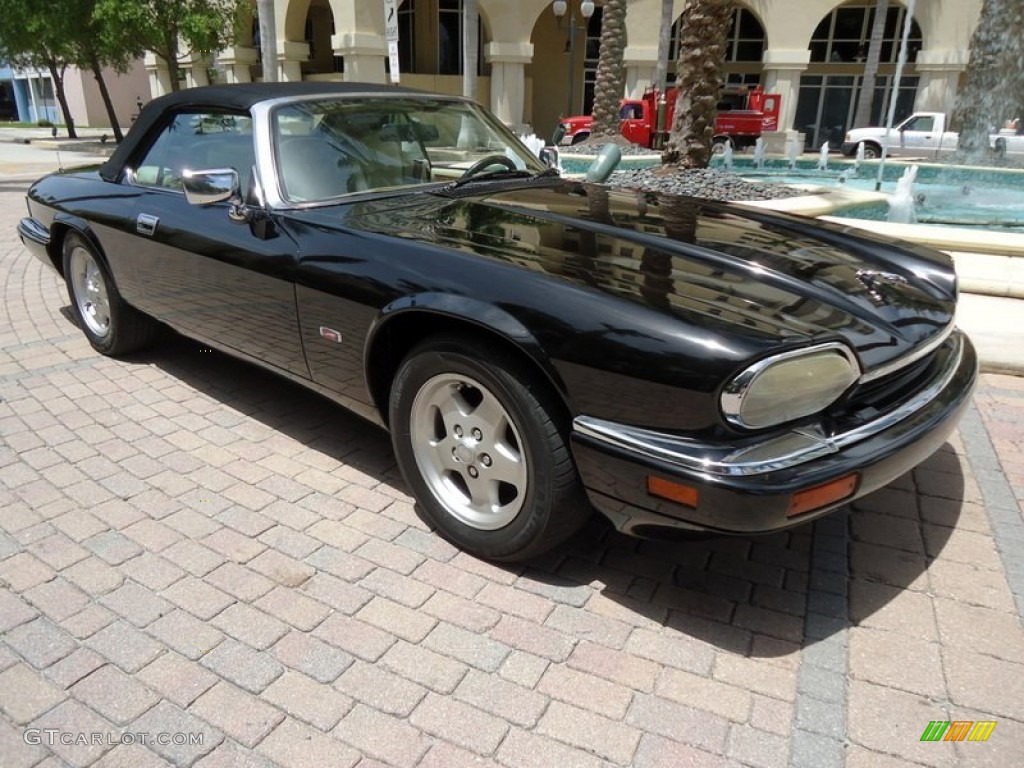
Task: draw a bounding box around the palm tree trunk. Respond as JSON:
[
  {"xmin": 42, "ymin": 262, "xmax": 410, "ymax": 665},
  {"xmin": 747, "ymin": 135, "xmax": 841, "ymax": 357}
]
[
  {"xmin": 89, "ymin": 53, "xmax": 123, "ymax": 142},
  {"xmin": 852, "ymin": 0, "xmax": 888, "ymax": 128},
  {"xmin": 662, "ymin": 0, "xmax": 733, "ymax": 168},
  {"xmin": 653, "ymin": 0, "xmax": 674, "ymax": 93},
  {"xmin": 589, "ymin": 0, "xmax": 627, "ymax": 140},
  {"xmin": 258, "ymin": 0, "xmax": 278, "ymax": 82},
  {"xmin": 462, "ymin": 0, "xmax": 478, "ymax": 100}
]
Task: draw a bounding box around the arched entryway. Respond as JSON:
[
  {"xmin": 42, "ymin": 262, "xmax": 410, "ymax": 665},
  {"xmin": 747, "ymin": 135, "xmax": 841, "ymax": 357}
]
[{"xmin": 794, "ymin": 0, "xmax": 923, "ymax": 149}]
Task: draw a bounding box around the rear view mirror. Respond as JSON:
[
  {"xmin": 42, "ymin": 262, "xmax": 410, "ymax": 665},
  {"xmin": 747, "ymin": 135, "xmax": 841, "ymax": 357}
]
[
  {"xmin": 379, "ymin": 122, "xmax": 441, "ymax": 143},
  {"xmin": 182, "ymin": 168, "xmax": 247, "ymax": 222},
  {"xmin": 539, "ymin": 146, "xmax": 560, "ymax": 170},
  {"xmin": 182, "ymin": 168, "xmax": 240, "ymax": 205}
]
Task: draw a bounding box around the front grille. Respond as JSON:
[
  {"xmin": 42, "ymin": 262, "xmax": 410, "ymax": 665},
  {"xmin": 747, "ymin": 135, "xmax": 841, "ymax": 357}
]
[{"xmin": 826, "ymin": 347, "xmax": 942, "ymax": 433}]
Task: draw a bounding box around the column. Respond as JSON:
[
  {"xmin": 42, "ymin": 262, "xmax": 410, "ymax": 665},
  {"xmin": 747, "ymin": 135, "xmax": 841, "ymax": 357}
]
[
  {"xmin": 143, "ymin": 53, "xmax": 173, "ymax": 98},
  {"xmin": 623, "ymin": 45, "xmax": 659, "ymax": 99},
  {"xmin": 217, "ymin": 47, "xmax": 259, "ymax": 84},
  {"xmin": 485, "ymin": 42, "xmax": 533, "ymax": 130},
  {"xmin": 277, "ymin": 40, "xmax": 310, "ymax": 82},
  {"xmin": 761, "ymin": 48, "xmax": 810, "ymax": 151},
  {"xmin": 331, "ymin": 32, "xmax": 387, "ymax": 84},
  {"xmin": 913, "ymin": 49, "xmax": 968, "ymax": 115},
  {"xmin": 182, "ymin": 53, "xmax": 211, "ymax": 89}
]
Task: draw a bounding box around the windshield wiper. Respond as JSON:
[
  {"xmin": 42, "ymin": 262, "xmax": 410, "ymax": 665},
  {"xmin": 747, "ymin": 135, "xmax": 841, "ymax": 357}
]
[{"xmin": 447, "ymin": 166, "xmax": 559, "ymax": 190}]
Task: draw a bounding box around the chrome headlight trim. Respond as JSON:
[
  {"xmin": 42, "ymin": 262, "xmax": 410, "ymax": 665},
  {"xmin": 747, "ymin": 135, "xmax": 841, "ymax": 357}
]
[
  {"xmin": 721, "ymin": 342, "xmax": 861, "ymax": 430},
  {"xmin": 573, "ymin": 331, "xmax": 965, "ymax": 478}
]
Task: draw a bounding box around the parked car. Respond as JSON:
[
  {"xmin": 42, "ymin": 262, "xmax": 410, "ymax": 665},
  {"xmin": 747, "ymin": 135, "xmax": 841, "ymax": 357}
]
[
  {"xmin": 19, "ymin": 83, "xmax": 977, "ymax": 561},
  {"xmin": 842, "ymin": 111, "xmax": 1024, "ymax": 158}
]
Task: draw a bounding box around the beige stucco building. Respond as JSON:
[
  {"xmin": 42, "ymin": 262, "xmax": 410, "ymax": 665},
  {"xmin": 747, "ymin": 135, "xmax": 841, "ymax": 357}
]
[{"xmin": 142, "ymin": 0, "xmax": 985, "ymax": 148}]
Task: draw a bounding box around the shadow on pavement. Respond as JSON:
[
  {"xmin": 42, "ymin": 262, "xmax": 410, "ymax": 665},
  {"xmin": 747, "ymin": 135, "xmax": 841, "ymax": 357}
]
[{"xmin": 82, "ymin": 322, "xmax": 965, "ymax": 658}]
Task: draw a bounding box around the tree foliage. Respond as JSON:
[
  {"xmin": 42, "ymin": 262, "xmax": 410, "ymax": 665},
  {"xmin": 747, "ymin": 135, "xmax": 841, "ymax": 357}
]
[
  {"xmin": 0, "ymin": 0, "xmax": 80, "ymax": 136},
  {"xmin": 662, "ymin": 1, "xmax": 734, "ymax": 168},
  {"xmin": 103, "ymin": 0, "xmax": 248, "ymax": 91}
]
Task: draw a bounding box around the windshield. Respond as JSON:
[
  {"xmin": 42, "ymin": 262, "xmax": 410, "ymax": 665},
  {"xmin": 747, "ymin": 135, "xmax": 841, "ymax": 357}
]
[{"xmin": 271, "ymin": 96, "xmax": 547, "ymax": 203}]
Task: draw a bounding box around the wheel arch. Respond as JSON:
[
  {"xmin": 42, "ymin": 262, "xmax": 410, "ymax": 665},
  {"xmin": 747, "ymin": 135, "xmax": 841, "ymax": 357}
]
[
  {"xmin": 47, "ymin": 214, "xmax": 108, "ymax": 278},
  {"xmin": 862, "ymin": 140, "xmax": 882, "ymax": 156},
  {"xmin": 363, "ymin": 295, "xmax": 572, "ymax": 429}
]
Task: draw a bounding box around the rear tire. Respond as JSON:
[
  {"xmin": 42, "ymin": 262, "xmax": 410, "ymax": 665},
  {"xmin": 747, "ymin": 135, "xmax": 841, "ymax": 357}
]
[
  {"xmin": 63, "ymin": 232, "xmax": 158, "ymax": 356},
  {"xmin": 389, "ymin": 335, "xmax": 591, "ymax": 561}
]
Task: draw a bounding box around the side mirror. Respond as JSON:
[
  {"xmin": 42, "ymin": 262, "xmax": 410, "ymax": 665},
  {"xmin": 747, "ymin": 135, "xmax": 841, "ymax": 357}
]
[
  {"xmin": 539, "ymin": 146, "xmax": 560, "ymax": 170},
  {"xmin": 182, "ymin": 168, "xmax": 247, "ymax": 221}
]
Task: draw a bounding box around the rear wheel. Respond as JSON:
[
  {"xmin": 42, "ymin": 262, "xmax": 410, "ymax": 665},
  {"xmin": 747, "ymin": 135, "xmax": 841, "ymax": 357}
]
[
  {"xmin": 389, "ymin": 335, "xmax": 590, "ymax": 561},
  {"xmin": 63, "ymin": 232, "xmax": 158, "ymax": 355}
]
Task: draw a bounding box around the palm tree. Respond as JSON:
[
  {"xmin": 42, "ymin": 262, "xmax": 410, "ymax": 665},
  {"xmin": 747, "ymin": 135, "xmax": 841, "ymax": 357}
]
[
  {"xmin": 851, "ymin": 0, "xmax": 889, "ymax": 128},
  {"xmin": 662, "ymin": 0, "xmax": 734, "ymax": 168},
  {"xmin": 587, "ymin": 0, "xmax": 627, "ymax": 142},
  {"xmin": 257, "ymin": 0, "xmax": 277, "ymax": 82},
  {"xmin": 951, "ymin": 0, "xmax": 1024, "ymax": 159}
]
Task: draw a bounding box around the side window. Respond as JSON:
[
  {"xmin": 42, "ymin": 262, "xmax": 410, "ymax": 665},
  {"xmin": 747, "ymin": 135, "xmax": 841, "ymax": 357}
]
[
  {"xmin": 133, "ymin": 112, "xmax": 255, "ymax": 192},
  {"xmin": 902, "ymin": 115, "xmax": 933, "ymax": 132}
]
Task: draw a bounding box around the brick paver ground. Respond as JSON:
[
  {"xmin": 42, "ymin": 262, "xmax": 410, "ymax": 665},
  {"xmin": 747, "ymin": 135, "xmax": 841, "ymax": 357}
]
[{"xmin": 1, "ymin": 181, "xmax": 1022, "ymax": 767}]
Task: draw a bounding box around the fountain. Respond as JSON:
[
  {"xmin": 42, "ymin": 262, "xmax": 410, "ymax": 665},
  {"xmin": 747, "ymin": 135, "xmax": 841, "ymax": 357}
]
[
  {"xmin": 787, "ymin": 137, "xmax": 800, "ymax": 170},
  {"xmin": 855, "ymin": 141, "xmax": 865, "ymax": 171},
  {"xmin": 875, "ymin": 0, "xmax": 916, "ymax": 190},
  {"xmin": 753, "ymin": 137, "xmax": 766, "ymax": 171},
  {"xmin": 518, "ymin": 133, "xmax": 546, "ymax": 159},
  {"xmin": 887, "ymin": 165, "xmax": 919, "ymax": 223},
  {"xmin": 722, "ymin": 142, "xmax": 734, "ymax": 170},
  {"xmin": 817, "ymin": 142, "xmax": 829, "ymax": 171}
]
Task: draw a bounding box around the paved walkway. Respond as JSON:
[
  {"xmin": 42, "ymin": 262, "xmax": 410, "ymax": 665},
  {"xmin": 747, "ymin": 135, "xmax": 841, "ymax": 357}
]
[{"xmin": 0, "ymin": 180, "xmax": 1022, "ymax": 768}]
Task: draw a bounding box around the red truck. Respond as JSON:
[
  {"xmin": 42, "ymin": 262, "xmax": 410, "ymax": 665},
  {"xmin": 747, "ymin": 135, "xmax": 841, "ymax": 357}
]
[{"xmin": 553, "ymin": 86, "xmax": 782, "ymax": 151}]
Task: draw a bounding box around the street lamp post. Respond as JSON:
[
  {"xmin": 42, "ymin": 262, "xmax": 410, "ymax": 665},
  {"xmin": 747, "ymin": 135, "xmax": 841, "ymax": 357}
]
[{"xmin": 552, "ymin": 0, "xmax": 595, "ymax": 116}]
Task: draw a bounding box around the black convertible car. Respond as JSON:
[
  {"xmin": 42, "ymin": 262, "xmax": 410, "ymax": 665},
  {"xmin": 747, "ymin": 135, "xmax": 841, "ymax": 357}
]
[{"xmin": 19, "ymin": 83, "xmax": 977, "ymax": 561}]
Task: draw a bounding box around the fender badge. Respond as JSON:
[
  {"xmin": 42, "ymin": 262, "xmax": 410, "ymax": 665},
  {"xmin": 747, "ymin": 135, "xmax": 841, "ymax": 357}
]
[{"xmin": 319, "ymin": 326, "xmax": 343, "ymax": 343}]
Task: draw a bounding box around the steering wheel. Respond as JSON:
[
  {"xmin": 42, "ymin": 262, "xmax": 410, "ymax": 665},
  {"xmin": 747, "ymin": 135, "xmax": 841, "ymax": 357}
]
[{"xmin": 460, "ymin": 154, "xmax": 518, "ymax": 179}]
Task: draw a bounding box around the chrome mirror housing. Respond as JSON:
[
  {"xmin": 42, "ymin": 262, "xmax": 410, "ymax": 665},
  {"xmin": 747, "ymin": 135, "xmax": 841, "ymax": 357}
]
[{"xmin": 182, "ymin": 168, "xmax": 248, "ymax": 221}]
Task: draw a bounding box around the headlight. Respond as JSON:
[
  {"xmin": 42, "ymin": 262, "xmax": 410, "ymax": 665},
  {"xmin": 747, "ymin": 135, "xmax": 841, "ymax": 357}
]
[
  {"xmin": 721, "ymin": 344, "xmax": 860, "ymax": 430},
  {"xmin": 844, "ymin": 133, "xmax": 852, "ymax": 142}
]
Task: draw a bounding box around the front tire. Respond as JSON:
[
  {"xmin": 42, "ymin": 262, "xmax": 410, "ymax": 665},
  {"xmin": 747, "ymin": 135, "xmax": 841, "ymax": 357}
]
[
  {"xmin": 389, "ymin": 335, "xmax": 590, "ymax": 561},
  {"xmin": 862, "ymin": 142, "xmax": 881, "ymax": 159},
  {"xmin": 63, "ymin": 232, "xmax": 158, "ymax": 356}
]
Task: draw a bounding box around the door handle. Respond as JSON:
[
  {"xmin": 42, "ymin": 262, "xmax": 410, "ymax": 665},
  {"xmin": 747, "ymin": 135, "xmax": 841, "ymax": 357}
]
[{"xmin": 136, "ymin": 213, "xmax": 159, "ymax": 236}]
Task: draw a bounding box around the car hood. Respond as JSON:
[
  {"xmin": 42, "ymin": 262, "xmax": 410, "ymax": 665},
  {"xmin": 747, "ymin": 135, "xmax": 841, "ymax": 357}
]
[{"xmin": 305, "ymin": 180, "xmax": 958, "ymax": 375}]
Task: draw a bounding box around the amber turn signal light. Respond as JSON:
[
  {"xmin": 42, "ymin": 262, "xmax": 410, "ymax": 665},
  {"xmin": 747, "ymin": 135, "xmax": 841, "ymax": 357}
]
[
  {"xmin": 646, "ymin": 476, "xmax": 699, "ymax": 508},
  {"xmin": 786, "ymin": 473, "xmax": 859, "ymax": 517}
]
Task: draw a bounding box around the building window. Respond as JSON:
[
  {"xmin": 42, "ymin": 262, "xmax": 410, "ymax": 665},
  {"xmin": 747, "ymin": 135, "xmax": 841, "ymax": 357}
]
[
  {"xmin": 398, "ymin": 0, "xmax": 416, "ymax": 73},
  {"xmin": 438, "ymin": 0, "xmax": 461, "ymax": 75},
  {"xmin": 809, "ymin": 2, "xmax": 921, "ymax": 64},
  {"xmin": 794, "ymin": 73, "xmax": 919, "ymax": 148},
  {"xmin": 581, "ymin": 6, "xmax": 602, "ymax": 115}
]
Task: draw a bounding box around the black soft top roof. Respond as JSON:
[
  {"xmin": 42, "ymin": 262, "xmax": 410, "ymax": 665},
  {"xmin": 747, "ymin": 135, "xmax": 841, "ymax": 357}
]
[{"xmin": 99, "ymin": 81, "xmax": 428, "ymax": 182}]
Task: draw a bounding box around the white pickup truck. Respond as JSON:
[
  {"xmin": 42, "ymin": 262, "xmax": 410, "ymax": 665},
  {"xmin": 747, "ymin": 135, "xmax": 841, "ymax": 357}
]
[{"xmin": 841, "ymin": 111, "xmax": 1024, "ymax": 158}]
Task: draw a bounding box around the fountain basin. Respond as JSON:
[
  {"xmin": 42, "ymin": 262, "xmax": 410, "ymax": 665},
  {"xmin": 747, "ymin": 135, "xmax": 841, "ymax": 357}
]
[{"xmin": 737, "ymin": 159, "xmax": 1024, "ymax": 229}]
